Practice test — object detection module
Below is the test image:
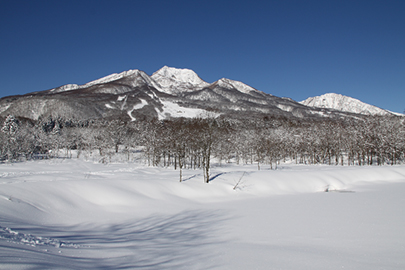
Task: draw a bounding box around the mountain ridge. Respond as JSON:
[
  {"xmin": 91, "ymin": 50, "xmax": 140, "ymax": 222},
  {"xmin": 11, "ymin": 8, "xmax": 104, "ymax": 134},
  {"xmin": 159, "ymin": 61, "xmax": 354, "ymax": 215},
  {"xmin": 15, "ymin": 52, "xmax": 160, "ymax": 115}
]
[
  {"xmin": 299, "ymin": 93, "xmax": 394, "ymax": 116},
  {"xmin": 0, "ymin": 67, "xmax": 400, "ymax": 122}
]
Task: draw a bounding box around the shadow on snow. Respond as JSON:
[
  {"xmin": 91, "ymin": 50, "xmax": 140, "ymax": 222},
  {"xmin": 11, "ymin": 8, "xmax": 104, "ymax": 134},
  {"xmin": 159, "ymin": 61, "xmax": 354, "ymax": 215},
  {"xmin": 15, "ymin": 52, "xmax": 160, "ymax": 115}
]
[{"xmin": 0, "ymin": 210, "xmax": 227, "ymax": 269}]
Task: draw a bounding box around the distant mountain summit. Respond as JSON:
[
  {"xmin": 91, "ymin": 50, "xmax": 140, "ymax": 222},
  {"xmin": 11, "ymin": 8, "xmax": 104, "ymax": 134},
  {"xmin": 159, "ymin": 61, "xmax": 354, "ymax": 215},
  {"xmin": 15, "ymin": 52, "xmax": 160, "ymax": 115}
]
[
  {"xmin": 214, "ymin": 78, "xmax": 258, "ymax": 94},
  {"xmin": 0, "ymin": 67, "xmax": 398, "ymax": 122},
  {"xmin": 151, "ymin": 66, "xmax": 210, "ymax": 95},
  {"xmin": 300, "ymin": 93, "xmax": 394, "ymax": 116}
]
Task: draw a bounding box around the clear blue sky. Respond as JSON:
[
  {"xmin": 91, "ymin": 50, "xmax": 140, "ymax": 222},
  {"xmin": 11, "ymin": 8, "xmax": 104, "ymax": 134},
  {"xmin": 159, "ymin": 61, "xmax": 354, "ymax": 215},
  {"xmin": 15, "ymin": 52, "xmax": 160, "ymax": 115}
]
[{"xmin": 1, "ymin": 0, "xmax": 404, "ymax": 113}]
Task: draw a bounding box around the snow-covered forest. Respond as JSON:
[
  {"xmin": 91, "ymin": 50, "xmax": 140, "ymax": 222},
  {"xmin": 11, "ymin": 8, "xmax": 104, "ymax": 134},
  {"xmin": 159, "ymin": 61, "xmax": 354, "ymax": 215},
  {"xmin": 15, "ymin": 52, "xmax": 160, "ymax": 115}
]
[{"xmin": 1, "ymin": 114, "xmax": 404, "ymax": 173}]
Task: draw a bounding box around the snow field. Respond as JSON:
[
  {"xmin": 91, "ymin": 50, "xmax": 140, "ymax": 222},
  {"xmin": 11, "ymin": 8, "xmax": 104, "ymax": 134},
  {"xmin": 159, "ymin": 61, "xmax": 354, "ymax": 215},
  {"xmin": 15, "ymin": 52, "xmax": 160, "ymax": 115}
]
[{"xmin": 1, "ymin": 159, "xmax": 405, "ymax": 269}]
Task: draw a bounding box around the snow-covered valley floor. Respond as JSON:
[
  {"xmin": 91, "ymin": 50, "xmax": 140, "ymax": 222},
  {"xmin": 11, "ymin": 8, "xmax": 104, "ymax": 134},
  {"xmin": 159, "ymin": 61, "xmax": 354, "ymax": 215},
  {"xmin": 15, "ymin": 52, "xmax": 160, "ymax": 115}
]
[{"xmin": 1, "ymin": 159, "xmax": 405, "ymax": 269}]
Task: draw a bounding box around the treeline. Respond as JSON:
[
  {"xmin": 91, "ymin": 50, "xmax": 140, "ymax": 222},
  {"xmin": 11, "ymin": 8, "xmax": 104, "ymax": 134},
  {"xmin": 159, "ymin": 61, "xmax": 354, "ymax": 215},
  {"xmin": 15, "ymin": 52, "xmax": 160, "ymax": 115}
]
[{"xmin": 1, "ymin": 114, "xmax": 404, "ymax": 182}]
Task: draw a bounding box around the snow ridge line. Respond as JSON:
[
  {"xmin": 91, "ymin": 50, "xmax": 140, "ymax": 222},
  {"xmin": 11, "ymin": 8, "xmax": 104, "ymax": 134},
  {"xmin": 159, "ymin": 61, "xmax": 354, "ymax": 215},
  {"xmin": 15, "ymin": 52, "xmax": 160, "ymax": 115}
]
[
  {"xmin": 0, "ymin": 226, "xmax": 80, "ymax": 249},
  {"xmin": 0, "ymin": 167, "xmax": 141, "ymax": 181},
  {"xmin": 0, "ymin": 170, "xmax": 74, "ymax": 180}
]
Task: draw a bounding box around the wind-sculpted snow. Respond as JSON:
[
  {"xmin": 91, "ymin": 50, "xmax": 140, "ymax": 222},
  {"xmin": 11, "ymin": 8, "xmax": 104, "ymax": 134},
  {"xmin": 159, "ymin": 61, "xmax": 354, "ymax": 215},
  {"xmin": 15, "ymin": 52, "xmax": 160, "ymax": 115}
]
[
  {"xmin": 0, "ymin": 211, "xmax": 224, "ymax": 269},
  {"xmin": 1, "ymin": 159, "xmax": 405, "ymax": 269},
  {"xmin": 0, "ymin": 226, "xmax": 80, "ymax": 248}
]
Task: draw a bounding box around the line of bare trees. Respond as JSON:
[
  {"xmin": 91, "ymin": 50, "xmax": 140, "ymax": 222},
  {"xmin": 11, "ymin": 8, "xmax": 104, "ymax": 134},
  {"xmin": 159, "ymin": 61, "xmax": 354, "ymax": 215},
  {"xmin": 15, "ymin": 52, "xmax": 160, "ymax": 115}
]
[{"xmin": 1, "ymin": 114, "xmax": 404, "ymax": 182}]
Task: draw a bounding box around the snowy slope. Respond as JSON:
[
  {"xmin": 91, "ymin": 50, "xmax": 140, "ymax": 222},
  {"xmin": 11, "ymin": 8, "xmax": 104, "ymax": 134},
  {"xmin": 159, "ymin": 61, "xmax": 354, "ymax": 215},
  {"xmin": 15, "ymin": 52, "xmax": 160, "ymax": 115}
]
[
  {"xmin": 50, "ymin": 66, "xmax": 211, "ymax": 95},
  {"xmin": 300, "ymin": 93, "xmax": 392, "ymax": 115},
  {"xmin": 50, "ymin": 69, "xmax": 142, "ymax": 93},
  {"xmin": 2, "ymin": 66, "xmax": 399, "ymax": 121},
  {"xmin": 151, "ymin": 66, "xmax": 210, "ymax": 94},
  {"xmin": 50, "ymin": 66, "xmax": 259, "ymax": 96},
  {"xmin": 156, "ymin": 100, "xmax": 216, "ymax": 120},
  {"xmin": 1, "ymin": 158, "xmax": 405, "ymax": 269},
  {"xmin": 215, "ymin": 78, "xmax": 258, "ymax": 93}
]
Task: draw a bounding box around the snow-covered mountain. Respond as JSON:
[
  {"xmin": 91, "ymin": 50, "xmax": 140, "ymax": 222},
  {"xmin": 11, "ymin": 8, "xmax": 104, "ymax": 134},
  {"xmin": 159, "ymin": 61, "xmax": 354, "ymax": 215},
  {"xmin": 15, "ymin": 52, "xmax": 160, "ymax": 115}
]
[
  {"xmin": 151, "ymin": 66, "xmax": 210, "ymax": 95},
  {"xmin": 0, "ymin": 67, "xmax": 398, "ymax": 122},
  {"xmin": 214, "ymin": 78, "xmax": 258, "ymax": 94},
  {"xmin": 50, "ymin": 69, "xmax": 162, "ymax": 95},
  {"xmin": 300, "ymin": 93, "xmax": 393, "ymax": 116}
]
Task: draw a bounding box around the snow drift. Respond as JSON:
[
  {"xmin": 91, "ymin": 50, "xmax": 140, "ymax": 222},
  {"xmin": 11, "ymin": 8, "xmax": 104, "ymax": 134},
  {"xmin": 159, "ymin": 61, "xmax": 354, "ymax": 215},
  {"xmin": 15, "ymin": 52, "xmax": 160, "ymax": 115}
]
[{"xmin": 1, "ymin": 158, "xmax": 405, "ymax": 269}]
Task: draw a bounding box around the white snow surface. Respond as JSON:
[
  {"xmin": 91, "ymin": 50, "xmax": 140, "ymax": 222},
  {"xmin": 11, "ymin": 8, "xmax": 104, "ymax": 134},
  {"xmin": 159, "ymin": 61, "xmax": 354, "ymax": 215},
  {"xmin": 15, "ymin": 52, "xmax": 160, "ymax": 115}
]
[
  {"xmin": 300, "ymin": 93, "xmax": 391, "ymax": 115},
  {"xmin": 127, "ymin": 99, "xmax": 148, "ymax": 121},
  {"xmin": 82, "ymin": 69, "xmax": 140, "ymax": 87},
  {"xmin": 156, "ymin": 100, "xmax": 215, "ymax": 120},
  {"xmin": 276, "ymin": 104, "xmax": 294, "ymax": 112},
  {"xmin": 117, "ymin": 95, "xmax": 126, "ymax": 101},
  {"xmin": 52, "ymin": 84, "xmax": 80, "ymax": 92},
  {"xmin": 50, "ymin": 70, "xmax": 144, "ymax": 93},
  {"xmin": 1, "ymin": 157, "xmax": 405, "ymax": 270},
  {"xmin": 0, "ymin": 104, "xmax": 11, "ymax": 114},
  {"xmin": 216, "ymin": 78, "xmax": 257, "ymax": 93},
  {"xmin": 151, "ymin": 66, "xmax": 210, "ymax": 94}
]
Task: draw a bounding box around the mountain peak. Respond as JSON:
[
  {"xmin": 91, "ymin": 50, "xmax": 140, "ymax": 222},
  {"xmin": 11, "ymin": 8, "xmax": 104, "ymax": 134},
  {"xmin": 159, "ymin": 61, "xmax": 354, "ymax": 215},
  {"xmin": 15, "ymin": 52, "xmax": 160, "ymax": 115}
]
[
  {"xmin": 151, "ymin": 66, "xmax": 209, "ymax": 94},
  {"xmin": 300, "ymin": 93, "xmax": 391, "ymax": 115},
  {"xmin": 50, "ymin": 69, "xmax": 142, "ymax": 93},
  {"xmin": 215, "ymin": 78, "xmax": 257, "ymax": 94},
  {"xmin": 152, "ymin": 66, "xmax": 203, "ymax": 82}
]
